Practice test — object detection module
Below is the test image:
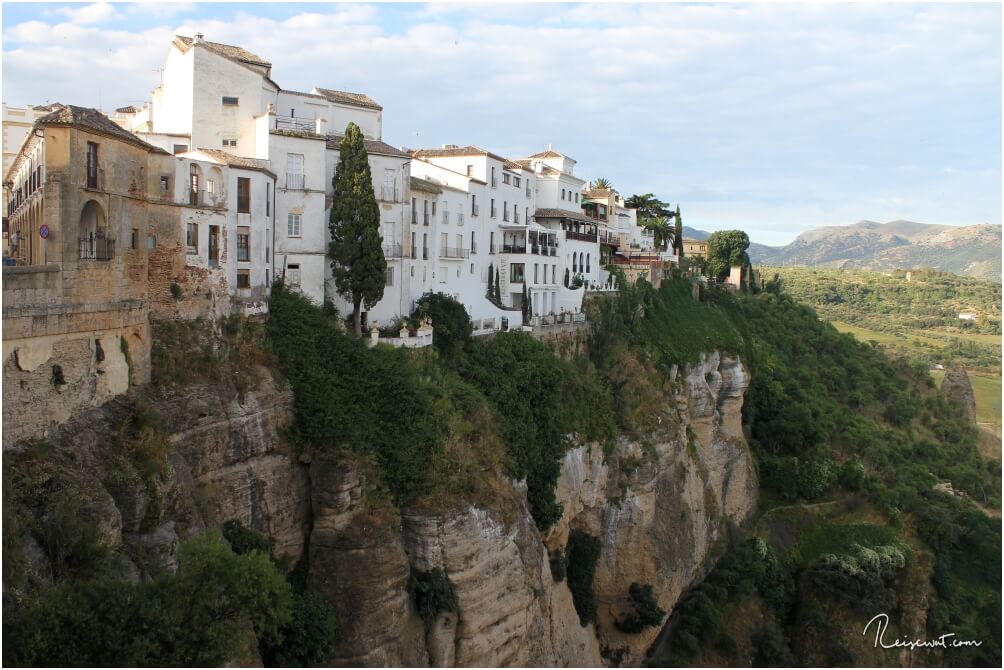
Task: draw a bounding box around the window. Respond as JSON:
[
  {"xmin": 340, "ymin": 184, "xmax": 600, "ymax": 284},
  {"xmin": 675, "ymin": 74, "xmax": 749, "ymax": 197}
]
[
  {"xmin": 457, "ymin": 212, "xmax": 464, "ymax": 226},
  {"xmin": 534, "ymin": 263, "xmax": 539, "ymax": 283},
  {"xmin": 490, "ymin": 199, "xmax": 496, "ymax": 218},
  {"xmin": 561, "ymin": 188, "xmax": 565, "ymax": 200},
  {"xmin": 514, "ymin": 176, "xmax": 521, "ymax": 188},
  {"xmin": 287, "ymin": 213, "xmax": 301, "ymax": 237},
  {"xmin": 147, "ymin": 234, "xmax": 156, "ymax": 249},
  {"xmin": 237, "ymin": 269, "xmax": 251, "ymax": 288},
  {"xmin": 575, "ymin": 193, "xmax": 579, "ymax": 203},
  {"xmin": 440, "ymin": 232, "xmax": 448, "ymax": 250},
  {"xmin": 424, "ymin": 200, "xmax": 429, "ymax": 225},
  {"xmin": 423, "ymin": 233, "xmax": 428, "ymax": 259},
  {"xmin": 131, "ymin": 228, "xmax": 138, "ymax": 250},
  {"xmin": 471, "ymin": 194, "xmax": 478, "ymax": 216},
  {"xmin": 86, "ymin": 142, "xmax": 98, "ymax": 188},
  {"xmin": 552, "ymin": 265, "xmax": 556, "ymax": 283},
  {"xmin": 189, "ymin": 164, "xmax": 199, "ymax": 205},
  {"xmin": 173, "ymin": 144, "xmax": 188, "ymax": 155},
  {"xmin": 439, "ymin": 265, "xmax": 447, "ymax": 284},
  {"xmin": 286, "ymin": 264, "xmax": 300, "ymax": 287},
  {"xmin": 237, "ymin": 177, "xmax": 251, "ymax": 213},
  {"xmin": 412, "ymin": 197, "xmax": 418, "ymax": 224},
  {"xmin": 222, "ymin": 139, "xmax": 237, "ymax": 148},
  {"xmin": 266, "ymin": 183, "xmax": 270, "ymax": 216},
  {"xmin": 456, "ymin": 234, "xmax": 463, "ymax": 252},
  {"xmin": 431, "ymin": 201, "xmax": 437, "ymax": 216},
  {"xmin": 586, "ymin": 253, "xmax": 591, "ymax": 273},
  {"xmin": 160, "ymin": 175, "xmax": 170, "ymax": 195},
  {"xmin": 237, "ymin": 228, "xmax": 250, "ymax": 262},
  {"xmin": 222, "ymin": 96, "xmax": 239, "ymax": 106},
  {"xmin": 286, "ymin": 153, "xmax": 304, "ymax": 189},
  {"xmin": 382, "ymin": 169, "xmax": 396, "ymax": 201},
  {"xmin": 503, "ymin": 201, "xmax": 509, "ymax": 221},
  {"xmin": 385, "ymin": 267, "xmax": 394, "ymax": 287},
  {"xmin": 411, "ymin": 232, "xmax": 417, "ymax": 259},
  {"xmin": 503, "ymin": 173, "xmax": 510, "ymax": 185},
  {"xmin": 466, "ymin": 164, "xmax": 474, "ymax": 177},
  {"xmin": 489, "ymin": 231, "xmax": 495, "ymax": 253},
  {"xmin": 510, "ymin": 263, "xmax": 525, "ymax": 283},
  {"xmin": 206, "ymin": 179, "xmax": 215, "ymax": 194},
  {"xmin": 186, "ymin": 222, "xmax": 198, "ymax": 249},
  {"xmin": 491, "ymin": 167, "xmax": 497, "ymax": 187},
  {"xmin": 471, "ymin": 231, "xmax": 476, "ymax": 254}
]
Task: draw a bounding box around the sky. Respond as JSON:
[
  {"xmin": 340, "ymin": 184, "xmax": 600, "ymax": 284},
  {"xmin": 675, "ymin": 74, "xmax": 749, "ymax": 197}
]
[{"xmin": 2, "ymin": 1, "xmax": 1001, "ymax": 246}]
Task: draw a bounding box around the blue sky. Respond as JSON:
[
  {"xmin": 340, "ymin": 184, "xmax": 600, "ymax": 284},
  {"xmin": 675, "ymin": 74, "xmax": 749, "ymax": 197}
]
[{"xmin": 3, "ymin": 2, "xmax": 1001, "ymax": 245}]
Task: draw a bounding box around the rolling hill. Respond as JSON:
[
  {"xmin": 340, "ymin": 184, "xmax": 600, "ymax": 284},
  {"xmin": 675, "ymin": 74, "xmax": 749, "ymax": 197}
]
[{"xmin": 748, "ymin": 220, "xmax": 1001, "ymax": 281}]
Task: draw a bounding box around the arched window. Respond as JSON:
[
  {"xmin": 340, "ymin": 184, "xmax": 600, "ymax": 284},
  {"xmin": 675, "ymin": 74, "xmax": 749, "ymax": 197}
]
[
  {"xmin": 572, "ymin": 254, "xmax": 577, "ymax": 273},
  {"xmin": 586, "ymin": 253, "xmax": 590, "ymax": 273},
  {"xmin": 79, "ymin": 200, "xmax": 111, "ymax": 260}
]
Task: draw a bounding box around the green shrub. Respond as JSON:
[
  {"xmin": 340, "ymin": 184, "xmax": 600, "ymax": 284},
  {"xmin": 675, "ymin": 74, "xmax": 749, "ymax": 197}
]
[
  {"xmin": 410, "ymin": 567, "xmax": 458, "ymax": 621},
  {"xmin": 549, "ymin": 547, "xmax": 567, "ymax": 583},
  {"xmin": 752, "ymin": 621, "xmax": 796, "ymax": 667},
  {"xmin": 33, "ymin": 494, "xmax": 114, "ymax": 582},
  {"xmin": 411, "ymin": 292, "xmax": 472, "ymax": 364},
  {"xmin": 566, "ymin": 531, "xmax": 601, "ymax": 626},
  {"xmin": 616, "ymin": 582, "xmax": 666, "ymax": 633},
  {"xmin": 170, "ymin": 282, "xmax": 182, "ymax": 300},
  {"xmin": 222, "ymin": 519, "xmax": 273, "ymax": 557},
  {"xmin": 260, "ymin": 589, "xmax": 339, "ymax": 667},
  {"xmin": 3, "ymin": 532, "xmax": 292, "ymax": 667}
]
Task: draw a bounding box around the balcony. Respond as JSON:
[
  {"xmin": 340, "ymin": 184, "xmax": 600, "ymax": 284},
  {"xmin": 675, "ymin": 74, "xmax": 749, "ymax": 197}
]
[
  {"xmin": 439, "ymin": 247, "xmax": 469, "ymax": 259},
  {"xmin": 381, "ymin": 185, "xmax": 399, "ymax": 202},
  {"xmin": 501, "ymin": 244, "xmax": 527, "ymax": 254},
  {"xmin": 600, "ymin": 231, "xmax": 620, "ymax": 247},
  {"xmin": 286, "ymin": 173, "xmax": 305, "ymax": 190},
  {"xmin": 79, "ymin": 232, "xmax": 115, "ymax": 261},
  {"xmin": 274, "ymin": 116, "xmax": 315, "ymax": 133},
  {"xmin": 383, "ymin": 243, "xmax": 403, "ymax": 258},
  {"xmin": 565, "ymin": 229, "xmax": 598, "ymax": 243}
]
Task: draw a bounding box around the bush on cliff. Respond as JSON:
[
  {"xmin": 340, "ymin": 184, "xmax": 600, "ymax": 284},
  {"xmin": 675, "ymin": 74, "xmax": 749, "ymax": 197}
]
[
  {"xmin": 566, "ymin": 530, "xmax": 602, "ymax": 626},
  {"xmin": 3, "ymin": 532, "xmax": 292, "ymax": 667},
  {"xmin": 267, "ymin": 283, "xmax": 445, "ymax": 504}
]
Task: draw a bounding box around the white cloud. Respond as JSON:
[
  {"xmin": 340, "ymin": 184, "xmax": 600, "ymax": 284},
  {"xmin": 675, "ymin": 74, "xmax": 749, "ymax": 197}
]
[
  {"xmin": 2, "ymin": 2, "xmax": 999, "ymax": 241},
  {"xmin": 57, "ymin": 2, "xmax": 117, "ymax": 25}
]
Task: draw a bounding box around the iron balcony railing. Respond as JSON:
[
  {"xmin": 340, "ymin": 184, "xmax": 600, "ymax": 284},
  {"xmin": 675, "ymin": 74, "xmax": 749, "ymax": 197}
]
[
  {"xmin": 286, "ymin": 173, "xmax": 305, "ymax": 190},
  {"xmin": 274, "ymin": 116, "xmax": 315, "ymax": 132},
  {"xmin": 565, "ymin": 229, "xmax": 598, "ymax": 243},
  {"xmin": 439, "ymin": 247, "xmax": 469, "ymax": 259},
  {"xmin": 383, "ymin": 243, "xmax": 403, "ymax": 258},
  {"xmin": 381, "ymin": 185, "xmax": 398, "ymax": 202},
  {"xmin": 502, "ymin": 244, "xmax": 527, "ymax": 254},
  {"xmin": 79, "ymin": 232, "xmax": 115, "ymax": 261}
]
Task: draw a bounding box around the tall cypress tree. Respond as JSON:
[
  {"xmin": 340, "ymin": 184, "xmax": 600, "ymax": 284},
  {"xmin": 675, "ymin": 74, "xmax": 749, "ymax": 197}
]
[
  {"xmin": 487, "ymin": 263, "xmax": 495, "ymax": 300},
  {"xmin": 328, "ymin": 122, "xmax": 386, "ymax": 335},
  {"xmin": 674, "ymin": 205, "xmax": 684, "ymax": 257},
  {"xmin": 494, "ymin": 268, "xmax": 502, "ymax": 304}
]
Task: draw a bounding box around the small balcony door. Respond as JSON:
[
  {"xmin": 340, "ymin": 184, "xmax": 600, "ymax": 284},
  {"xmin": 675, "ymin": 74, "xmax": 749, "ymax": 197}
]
[{"xmin": 208, "ymin": 225, "xmax": 220, "ymax": 268}]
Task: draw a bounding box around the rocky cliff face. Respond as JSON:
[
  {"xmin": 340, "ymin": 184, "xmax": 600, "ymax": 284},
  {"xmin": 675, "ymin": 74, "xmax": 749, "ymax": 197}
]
[
  {"xmin": 304, "ymin": 351, "xmax": 756, "ymax": 667},
  {"xmin": 6, "ymin": 351, "xmax": 755, "ymax": 667}
]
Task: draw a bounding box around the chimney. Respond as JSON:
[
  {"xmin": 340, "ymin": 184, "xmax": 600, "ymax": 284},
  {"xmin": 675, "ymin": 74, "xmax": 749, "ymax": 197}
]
[
  {"xmin": 194, "ymin": 32, "xmax": 205, "ymax": 43},
  {"xmin": 315, "ymin": 117, "xmax": 328, "ymax": 135}
]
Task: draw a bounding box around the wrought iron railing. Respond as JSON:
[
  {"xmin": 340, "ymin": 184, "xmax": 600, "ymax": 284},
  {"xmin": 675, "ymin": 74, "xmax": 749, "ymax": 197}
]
[{"xmin": 79, "ymin": 232, "xmax": 115, "ymax": 261}]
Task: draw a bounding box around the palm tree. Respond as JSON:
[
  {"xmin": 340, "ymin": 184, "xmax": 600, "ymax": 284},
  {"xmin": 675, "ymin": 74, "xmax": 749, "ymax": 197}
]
[
  {"xmin": 592, "ymin": 177, "xmax": 613, "ymax": 190},
  {"xmin": 643, "ymin": 216, "xmax": 674, "ymax": 252}
]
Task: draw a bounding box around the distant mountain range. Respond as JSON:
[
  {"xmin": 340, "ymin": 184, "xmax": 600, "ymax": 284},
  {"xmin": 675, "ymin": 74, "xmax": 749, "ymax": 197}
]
[{"xmin": 684, "ymin": 221, "xmax": 1001, "ymax": 281}]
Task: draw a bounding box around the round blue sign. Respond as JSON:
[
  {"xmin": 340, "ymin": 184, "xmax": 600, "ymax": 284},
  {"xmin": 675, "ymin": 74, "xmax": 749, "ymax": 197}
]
[{"xmin": 39, "ymin": 224, "xmax": 49, "ymax": 239}]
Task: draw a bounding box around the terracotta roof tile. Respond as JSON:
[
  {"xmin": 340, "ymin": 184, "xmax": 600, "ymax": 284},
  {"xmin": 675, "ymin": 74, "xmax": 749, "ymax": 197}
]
[
  {"xmin": 313, "ymin": 87, "xmax": 383, "ymax": 111},
  {"xmin": 175, "ymin": 35, "xmax": 271, "ymax": 68},
  {"xmin": 195, "ymin": 148, "xmax": 276, "ymax": 177},
  {"xmin": 325, "ymin": 133, "xmax": 410, "ymax": 158},
  {"xmin": 37, "ymin": 105, "xmax": 165, "ymax": 153},
  {"xmin": 534, "ymin": 208, "xmax": 594, "ymax": 224}
]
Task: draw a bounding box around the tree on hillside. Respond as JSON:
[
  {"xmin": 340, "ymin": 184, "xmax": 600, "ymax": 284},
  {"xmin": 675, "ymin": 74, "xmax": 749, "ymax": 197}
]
[
  {"xmin": 626, "ymin": 193, "xmax": 672, "ymax": 221},
  {"xmin": 706, "ymin": 229, "xmax": 751, "ymax": 280},
  {"xmin": 328, "ymin": 122, "xmax": 386, "ymax": 335},
  {"xmin": 674, "ymin": 205, "xmax": 684, "ymax": 257},
  {"xmin": 592, "ymin": 177, "xmax": 613, "ymax": 190}
]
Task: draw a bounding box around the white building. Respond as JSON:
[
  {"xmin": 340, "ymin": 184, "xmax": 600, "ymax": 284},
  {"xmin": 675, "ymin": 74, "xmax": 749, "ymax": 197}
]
[
  {"xmin": 114, "ymin": 33, "xmax": 410, "ymax": 318},
  {"xmin": 3, "ymin": 103, "xmax": 58, "ymax": 251}
]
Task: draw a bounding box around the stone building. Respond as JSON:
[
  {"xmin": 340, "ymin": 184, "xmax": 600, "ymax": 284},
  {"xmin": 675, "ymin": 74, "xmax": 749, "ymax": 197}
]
[{"xmin": 2, "ymin": 105, "xmax": 173, "ymax": 447}]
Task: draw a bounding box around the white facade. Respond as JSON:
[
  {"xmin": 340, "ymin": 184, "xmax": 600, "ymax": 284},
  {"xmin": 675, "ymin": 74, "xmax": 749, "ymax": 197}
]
[{"xmin": 172, "ymin": 150, "xmax": 276, "ymax": 303}]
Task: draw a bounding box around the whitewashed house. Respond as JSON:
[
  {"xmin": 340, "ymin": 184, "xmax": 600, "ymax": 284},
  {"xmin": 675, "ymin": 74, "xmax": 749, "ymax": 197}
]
[{"xmin": 114, "ymin": 33, "xmax": 410, "ymax": 315}]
